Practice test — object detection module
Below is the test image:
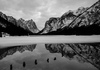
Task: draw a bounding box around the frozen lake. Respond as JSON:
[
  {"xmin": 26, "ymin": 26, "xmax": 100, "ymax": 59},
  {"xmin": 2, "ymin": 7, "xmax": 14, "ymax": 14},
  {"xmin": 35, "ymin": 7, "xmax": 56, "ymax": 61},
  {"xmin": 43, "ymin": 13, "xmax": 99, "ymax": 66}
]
[{"xmin": 0, "ymin": 35, "xmax": 100, "ymax": 48}]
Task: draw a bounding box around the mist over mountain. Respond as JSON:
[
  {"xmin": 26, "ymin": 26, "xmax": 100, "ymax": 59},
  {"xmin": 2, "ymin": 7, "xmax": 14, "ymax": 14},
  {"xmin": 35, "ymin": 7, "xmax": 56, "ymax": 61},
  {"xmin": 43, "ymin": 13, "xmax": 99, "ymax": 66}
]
[{"xmin": 0, "ymin": 0, "xmax": 100, "ymax": 36}]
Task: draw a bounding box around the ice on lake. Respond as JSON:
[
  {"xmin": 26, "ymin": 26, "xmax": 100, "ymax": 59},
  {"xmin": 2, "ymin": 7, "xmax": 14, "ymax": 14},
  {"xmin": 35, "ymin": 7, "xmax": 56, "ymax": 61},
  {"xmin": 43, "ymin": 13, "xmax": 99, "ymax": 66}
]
[{"xmin": 0, "ymin": 35, "xmax": 100, "ymax": 48}]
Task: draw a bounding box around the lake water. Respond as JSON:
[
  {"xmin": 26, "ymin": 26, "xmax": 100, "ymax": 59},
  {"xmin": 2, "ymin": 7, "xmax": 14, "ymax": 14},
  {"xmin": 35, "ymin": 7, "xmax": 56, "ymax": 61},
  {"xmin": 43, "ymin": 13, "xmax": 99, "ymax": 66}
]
[{"xmin": 0, "ymin": 42, "xmax": 100, "ymax": 70}]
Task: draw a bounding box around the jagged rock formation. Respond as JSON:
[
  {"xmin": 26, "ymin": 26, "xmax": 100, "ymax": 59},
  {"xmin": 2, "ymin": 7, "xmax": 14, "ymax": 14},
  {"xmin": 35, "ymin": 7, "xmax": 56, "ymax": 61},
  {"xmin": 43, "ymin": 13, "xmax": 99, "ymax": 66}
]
[
  {"xmin": 40, "ymin": 17, "xmax": 61, "ymax": 34},
  {"xmin": 0, "ymin": 1, "xmax": 100, "ymax": 36},
  {"xmin": 0, "ymin": 44, "xmax": 36, "ymax": 60},
  {"xmin": 45, "ymin": 43, "xmax": 100, "ymax": 69},
  {"xmin": 68, "ymin": 1, "xmax": 100, "ymax": 27},
  {"xmin": 17, "ymin": 18, "xmax": 39, "ymax": 33},
  {"xmin": 40, "ymin": 8, "xmax": 87, "ymax": 34},
  {"xmin": 41, "ymin": 1, "xmax": 100, "ymax": 35},
  {"xmin": 0, "ymin": 12, "xmax": 39, "ymax": 37}
]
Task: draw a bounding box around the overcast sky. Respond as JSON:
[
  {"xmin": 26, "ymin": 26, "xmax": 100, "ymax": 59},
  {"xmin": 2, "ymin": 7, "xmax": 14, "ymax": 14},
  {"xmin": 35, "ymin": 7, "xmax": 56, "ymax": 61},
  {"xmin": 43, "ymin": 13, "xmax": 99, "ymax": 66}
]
[{"xmin": 0, "ymin": 0, "xmax": 98, "ymax": 30}]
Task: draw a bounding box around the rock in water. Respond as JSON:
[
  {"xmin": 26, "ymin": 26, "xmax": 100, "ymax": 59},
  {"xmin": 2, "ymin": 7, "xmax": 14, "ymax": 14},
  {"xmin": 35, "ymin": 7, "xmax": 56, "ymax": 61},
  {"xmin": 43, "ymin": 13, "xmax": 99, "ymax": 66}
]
[
  {"xmin": 23, "ymin": 62, "xmax": 26, "ymax": 67},
  {"xmin": 10, "ymin": 64, "xmax": 12, "ymax": 70},
  {"xmin": 35, "ymin": 59, "xmax": 37, "ymax": 65}
]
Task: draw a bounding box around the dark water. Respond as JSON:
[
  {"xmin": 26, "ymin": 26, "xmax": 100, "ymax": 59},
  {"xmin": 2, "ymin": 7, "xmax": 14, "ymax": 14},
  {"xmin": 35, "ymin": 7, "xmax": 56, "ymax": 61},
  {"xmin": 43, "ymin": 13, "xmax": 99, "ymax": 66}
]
[{"xmin": 0, "ymin": 43, "xmax": 100, "ymax": 70}]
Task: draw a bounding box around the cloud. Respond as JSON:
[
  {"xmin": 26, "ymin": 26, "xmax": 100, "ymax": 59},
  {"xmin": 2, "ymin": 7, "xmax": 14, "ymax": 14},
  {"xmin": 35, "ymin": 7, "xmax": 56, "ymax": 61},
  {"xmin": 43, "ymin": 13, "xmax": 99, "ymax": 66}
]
[
  {"xmin": 2, "ymin": 9, "xmax": 24, "ymax": 19},
  {"xmin": 29, "ymin": 11, "xmax": 42, "ymax": 22},
  {"xmin": 0, "ymin": 0, "xmax": 98, "ymax": 29}
]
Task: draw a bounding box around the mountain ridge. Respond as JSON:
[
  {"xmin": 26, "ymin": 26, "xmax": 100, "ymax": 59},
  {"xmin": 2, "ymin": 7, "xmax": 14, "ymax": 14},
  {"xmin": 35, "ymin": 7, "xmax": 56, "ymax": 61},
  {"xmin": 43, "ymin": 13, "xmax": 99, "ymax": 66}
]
[
  {"xmin": 41, "ymin": 0, "xmax": 100, "ymax": 35},
  {"xmin": 0, "ymin": 12, "xmax": 39, "ymax": 36},
  {"xmin": 0, "ymin": 0, "xmax": 100, "ymax": 36}
]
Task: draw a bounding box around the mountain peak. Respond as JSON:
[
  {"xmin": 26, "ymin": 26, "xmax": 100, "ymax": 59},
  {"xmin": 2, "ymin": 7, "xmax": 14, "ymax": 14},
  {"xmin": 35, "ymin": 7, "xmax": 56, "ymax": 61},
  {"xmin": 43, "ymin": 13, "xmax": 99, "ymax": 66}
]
[
  {"xmin": 0, "ymin": 11, "xmax": 39, "ymax": 36},
  {"xmin": 40, "ymin": 0, "xmax": 100, "ymax": 35},
  {"xmin": 27, "ymin": 19, "xmax": 34, "ymax": 23},
  {"xmin": 18, "ymin": 18, "xmax": 25, "ymax": 22}
]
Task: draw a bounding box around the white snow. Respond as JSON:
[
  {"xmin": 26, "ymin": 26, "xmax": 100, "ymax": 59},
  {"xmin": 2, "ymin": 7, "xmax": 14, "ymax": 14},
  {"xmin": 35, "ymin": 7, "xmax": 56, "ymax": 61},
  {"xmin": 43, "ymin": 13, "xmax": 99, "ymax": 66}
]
[{"xmin": 0, "ymin": 35, "xmax": 100, "ymax": 48}]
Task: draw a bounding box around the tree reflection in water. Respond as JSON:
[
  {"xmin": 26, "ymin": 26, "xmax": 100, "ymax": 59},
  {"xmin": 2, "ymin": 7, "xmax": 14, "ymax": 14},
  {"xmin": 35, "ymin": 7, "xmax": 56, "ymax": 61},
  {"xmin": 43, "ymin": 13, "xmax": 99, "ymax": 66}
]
[{"xmin": 45, "ymin": 43, "xmax": 100, "ymax": 70}]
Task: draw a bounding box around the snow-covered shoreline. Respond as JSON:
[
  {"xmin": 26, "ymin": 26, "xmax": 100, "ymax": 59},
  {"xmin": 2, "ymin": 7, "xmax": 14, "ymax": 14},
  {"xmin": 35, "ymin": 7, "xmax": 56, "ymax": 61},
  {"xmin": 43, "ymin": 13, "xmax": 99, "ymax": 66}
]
[{"xmin": 0, "ymin": 35, "xmax": 100, "ymax": 48}]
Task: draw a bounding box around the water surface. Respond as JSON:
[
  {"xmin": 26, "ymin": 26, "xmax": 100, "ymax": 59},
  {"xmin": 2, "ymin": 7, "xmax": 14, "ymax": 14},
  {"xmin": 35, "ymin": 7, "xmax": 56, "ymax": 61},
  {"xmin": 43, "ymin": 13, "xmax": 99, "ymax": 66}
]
[{"xmin": 0, "ymin": 43, "xmax": 100, "ymax": 70}]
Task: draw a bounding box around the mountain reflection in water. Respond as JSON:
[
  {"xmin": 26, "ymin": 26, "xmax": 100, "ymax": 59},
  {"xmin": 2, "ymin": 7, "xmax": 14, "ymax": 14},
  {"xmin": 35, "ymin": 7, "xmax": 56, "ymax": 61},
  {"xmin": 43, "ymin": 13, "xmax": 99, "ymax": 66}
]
[
  {"xmin": 0, "ymin": 44, "xmax": 36, "ymax": 60},
  {"xmin": 0, "ymin": 43, "xmax": 99, "ymax": 70},
  {"xmin": 45, "ymin": 43, "xmax": 100, "ymax": 70}
]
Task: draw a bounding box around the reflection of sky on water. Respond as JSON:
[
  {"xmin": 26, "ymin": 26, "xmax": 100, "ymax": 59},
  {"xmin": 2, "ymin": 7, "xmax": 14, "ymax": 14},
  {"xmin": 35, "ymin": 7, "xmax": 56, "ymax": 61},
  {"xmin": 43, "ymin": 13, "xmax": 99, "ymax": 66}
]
[{"xmin": 0, "ymin": 44, "xmax": 99, "ymax": 70}]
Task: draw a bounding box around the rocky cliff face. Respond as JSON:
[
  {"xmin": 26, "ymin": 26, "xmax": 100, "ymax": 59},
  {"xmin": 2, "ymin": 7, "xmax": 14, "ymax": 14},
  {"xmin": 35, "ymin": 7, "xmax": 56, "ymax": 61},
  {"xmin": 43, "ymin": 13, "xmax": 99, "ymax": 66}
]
[
  {"xmin": 40, "ymin": 7, "xmax": 87, "ymax": 34},
  {"xmin": 68, "ymin": 1, "xmax": 100, "ymax": 28},
  {"xmin": 0, "ymin": 44, "xmax": 36, "ymax": 60},
  {"xmin": 0, "ymin": 12, "xmax": 39, "ymax": 36},
  {"xmin": 0, "ymin": 1, "xmax": 100, "ymax": 35},
  {"xmin": 17, "ymin": 18, "xmax": 39, "ymax": 33},
  {"xmin": 45, "ymin": 43, "xmax": 100, "ymax": 69},
  {"xmin": 26, "ymin": 19, "xmax": 39, "ymax": 33},
  {"xmin": 41, "ymin": 1, "xmax": 100, "ymax": 35},
  {"xmin": 40, "ymin": 17, "xmax": 61, "ymax": 34}
]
